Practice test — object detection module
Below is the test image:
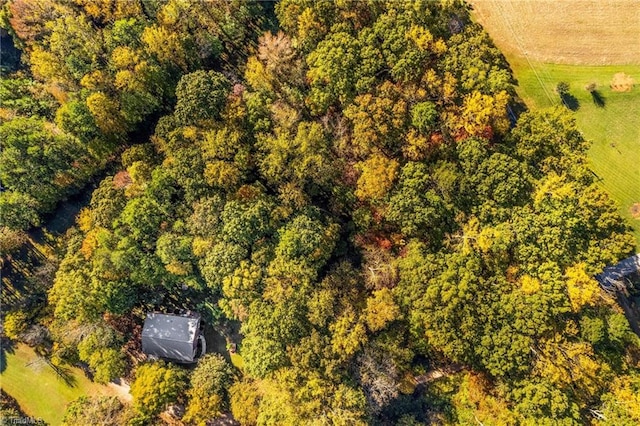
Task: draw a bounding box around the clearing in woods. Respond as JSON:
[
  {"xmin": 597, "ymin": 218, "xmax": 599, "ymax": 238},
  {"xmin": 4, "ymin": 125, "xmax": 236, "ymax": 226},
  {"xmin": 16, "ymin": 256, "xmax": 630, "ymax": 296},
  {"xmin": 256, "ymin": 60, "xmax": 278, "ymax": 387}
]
[
  {"xmin": 0, "ymin": 344, "xmax": 127, "ymax": 425},
  {"xmin": 469, "ymin": 0, "xmax": 640, "ymax": 249}
]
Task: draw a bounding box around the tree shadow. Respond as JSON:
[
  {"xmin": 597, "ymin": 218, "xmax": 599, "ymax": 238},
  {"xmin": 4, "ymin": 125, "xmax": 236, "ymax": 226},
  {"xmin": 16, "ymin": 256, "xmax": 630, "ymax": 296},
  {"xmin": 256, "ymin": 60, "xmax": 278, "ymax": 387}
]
[
  {"xmin": 590, "ymin": 90, "xmax": 606, "ymax": 108},
  {"xmin": 45, "ymin": 357, "xmax": 77, "ymax": 387},
  {"xmin": 0, "ymin": 338, "xmax": 16, "ymax": 373},
  {"xmin": 26, "ymin": 351, "xmax": 78, "ymax": 387},
  {"xmin": 560, "ymin": 93, "xmax": 580, "ymax": 111}
]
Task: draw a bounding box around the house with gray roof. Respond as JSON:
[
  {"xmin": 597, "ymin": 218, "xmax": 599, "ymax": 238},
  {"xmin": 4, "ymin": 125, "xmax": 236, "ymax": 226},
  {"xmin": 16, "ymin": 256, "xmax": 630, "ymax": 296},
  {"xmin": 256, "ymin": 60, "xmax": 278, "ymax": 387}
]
[
  {"xmin": 595, "ymin": 253, "xmax": 640, "ymax": 294},
  {"xmin": 141, "ymin": 312, "xmax": 205, "ymax": 363}
]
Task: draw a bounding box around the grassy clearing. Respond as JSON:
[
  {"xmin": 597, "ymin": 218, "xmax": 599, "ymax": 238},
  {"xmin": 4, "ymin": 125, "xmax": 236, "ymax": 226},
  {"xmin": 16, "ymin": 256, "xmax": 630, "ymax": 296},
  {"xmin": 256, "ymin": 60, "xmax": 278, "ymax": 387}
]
[
  {"xmin": 470, "ymin": 0, "xmax": 640, "ymax": 65},
  {"xmin": 0, "ymin": 344, "xmax": 120, "ymax": 425}
]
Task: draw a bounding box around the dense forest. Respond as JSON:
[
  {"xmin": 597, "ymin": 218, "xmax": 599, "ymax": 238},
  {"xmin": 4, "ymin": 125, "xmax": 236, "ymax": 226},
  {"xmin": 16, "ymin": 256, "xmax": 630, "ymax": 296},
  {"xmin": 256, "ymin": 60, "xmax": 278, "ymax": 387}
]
[{"xmin": 1, "ymin": 0, "xmax": 639, "ymax": 425}]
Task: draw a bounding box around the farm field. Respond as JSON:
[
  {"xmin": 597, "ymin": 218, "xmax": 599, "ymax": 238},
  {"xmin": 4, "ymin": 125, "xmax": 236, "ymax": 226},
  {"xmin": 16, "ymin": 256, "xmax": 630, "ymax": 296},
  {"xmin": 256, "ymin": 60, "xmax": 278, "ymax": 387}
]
[
  {"xmin": 0, "ymin": 344, "xmax": 124, "ymax": 425},
  {"xmin": 470, "ymin": 0, "xmax": 640, "ymax": 248},
  {"xmin": 469, "ymin": 0, "xmax": 640, "ymax": 65}
]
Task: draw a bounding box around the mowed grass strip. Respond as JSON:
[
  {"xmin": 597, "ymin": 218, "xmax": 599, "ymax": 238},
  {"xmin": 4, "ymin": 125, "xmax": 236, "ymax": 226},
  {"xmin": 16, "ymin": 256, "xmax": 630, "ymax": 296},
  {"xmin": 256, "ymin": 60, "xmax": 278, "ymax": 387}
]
[
  {"xmin": 0, "ymin": 344, "xmax": 120, "ymax": 425},
  {"xmin": 469, "ymin": 0, "xmax": 640, "ymax": 65}
]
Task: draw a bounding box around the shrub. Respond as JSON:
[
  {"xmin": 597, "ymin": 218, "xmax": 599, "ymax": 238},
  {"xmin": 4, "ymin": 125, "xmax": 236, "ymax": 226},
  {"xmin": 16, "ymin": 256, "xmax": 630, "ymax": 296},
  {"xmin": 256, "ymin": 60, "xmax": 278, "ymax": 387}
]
[{"xmin": 611, "ymin": 72, "xmax": 634, "ymax": 92}]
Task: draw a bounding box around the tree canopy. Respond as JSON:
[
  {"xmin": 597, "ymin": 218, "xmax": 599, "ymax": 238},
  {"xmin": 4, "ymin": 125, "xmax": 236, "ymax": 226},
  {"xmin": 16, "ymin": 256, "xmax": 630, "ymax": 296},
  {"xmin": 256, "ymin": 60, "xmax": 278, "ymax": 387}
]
[{"xmin": 2, "ymin": 1, "xmax": 638, "ymax": 425}]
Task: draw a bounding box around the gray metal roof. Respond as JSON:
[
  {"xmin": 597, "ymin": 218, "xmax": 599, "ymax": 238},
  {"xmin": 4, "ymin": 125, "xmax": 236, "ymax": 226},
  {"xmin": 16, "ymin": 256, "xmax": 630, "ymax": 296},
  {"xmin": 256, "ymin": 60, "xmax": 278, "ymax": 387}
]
[
  {"xmin": 596, "ymin": 253, "xmax": 640, "ymax": 292},
  {"xmin": 142, "ymin": 313, "xmax": 200, "ymax": 362}
]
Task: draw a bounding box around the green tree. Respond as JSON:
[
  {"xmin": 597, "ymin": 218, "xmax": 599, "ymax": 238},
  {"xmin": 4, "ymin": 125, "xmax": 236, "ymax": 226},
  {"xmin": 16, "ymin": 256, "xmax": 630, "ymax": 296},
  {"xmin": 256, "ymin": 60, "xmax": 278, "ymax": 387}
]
[
  {"xmin": 0, "ymin": 75, "xmax": 57, "ymax": 117},
  {"xmin": 0, "ymin": 191, "xmax": 40, "ymax": 230},
  {"xmin": 49, "ymin": 236, "xmax": 101, "ymax": 323},
  {"xmin": 199, "ymin": 242, "xmax": 247, "ymax": 292},
  {"xmin": 441, "ymin": 23, "xmax": 513, "ymax": 95},
  {"xmin": 174, "ymin": 70, "xmax": 230, "ymax": 125},
  {"xmin": 229, "ymin": 379, "xmax": 262, "ymax": 426},
  {"xmin": 156, "ymin": 232, "xmax": 194, "ymax": 276},
  {"xmin": 220, "ymin": 260, "xmax": 263, "ymax": 321},
  {"xmin": 556, "ymin": 81, "xmax": 570, "ymax": 95},
  {"xmin": 241, "ymin": 300, "xmax": 306, "ymax": 378},
  {"xmin": 77, "ymin": 325, "xmax": 126, "ymax": 384},
  {"xmin": 272, "ymin": 214, "xmax": 339, "ymax": 277},
  {"xmin": 40, "ymin": 14, "xmax": 105, "ymax": 84},
  {"xmin": 0, "ymin": 117, "xmax": 90, "ymax": 212},
  {"xmin": 411, "ymin": 101, "xmax": 438, "ymax": 134},
  {"xmin": 183, "ymin": 354, "xmax": 234, "ymax": 425},
  {"xmin": 87, "ymin": 348, "xmax": 127, "ymax": 385},
  {"xmin": 114, "ymin": 196, "xmax": 164, "ymax": 248},
  {"xmin": 306, "ymin": 31, "xmax": 361, "ymax": 114},
  {"xmin": 258, "ymin": 121, "xmax": 335, "ymax": 192},
  {"xmin": 511, "ymin": 108, "xmax": 588, "ymax": 176},
  {"xmin": 88, "ymin": 177, "xmax": 127, "ymax": 229},
  {"xmin": 510, "ymin": 379, "xmax": 581, "ymax": 424},
  {"xmin": 598, "ymin": 374, "xmax": 640, "ymax": 426},
  {"xmin": 386, "ymin": 162, "xmax": 451, "ymax": 241},
  {"xmin": 256, "ymin": 369, "xmax": 368, "ymax": 425},
  {"xmin": 62, "ymin": 396, "xmax": 126, "ymax": 426},
  {"xmin": 54, "ymin": 100, "xmax": 106, "ymax": 154},
  {"xmin": 130, "ymin": 361, "xmax": 188, "ymax": 419},
  {"xmin": 366, "ymin": 7, "xmax": 437, "ymax": 84},
  {"xmin": 220, "ymin": 198, "xmax": 275, "ymax": 249}
]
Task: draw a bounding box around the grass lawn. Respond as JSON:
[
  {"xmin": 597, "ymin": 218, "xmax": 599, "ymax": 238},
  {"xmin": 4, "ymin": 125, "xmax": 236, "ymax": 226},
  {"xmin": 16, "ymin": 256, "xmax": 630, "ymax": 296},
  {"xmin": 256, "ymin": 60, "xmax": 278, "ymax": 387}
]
[
  {"xmin": 0, "ymin": 344, "xmax": 120, "ymax": 425},
  {"xmin": 505, "ymin": 57, "xmax": 640, "ymax": 248}
]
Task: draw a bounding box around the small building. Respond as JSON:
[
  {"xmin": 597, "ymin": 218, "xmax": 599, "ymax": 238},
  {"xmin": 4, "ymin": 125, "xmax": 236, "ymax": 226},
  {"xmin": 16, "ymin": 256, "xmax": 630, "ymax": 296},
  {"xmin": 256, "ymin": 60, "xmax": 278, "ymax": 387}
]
[
  {"xmin": 596, "ymin": 253, "xmax": 640, "ymax": 294},
  {"xmin": 142, "ymin": 312, "xmax": 203, "ymax": 363}
]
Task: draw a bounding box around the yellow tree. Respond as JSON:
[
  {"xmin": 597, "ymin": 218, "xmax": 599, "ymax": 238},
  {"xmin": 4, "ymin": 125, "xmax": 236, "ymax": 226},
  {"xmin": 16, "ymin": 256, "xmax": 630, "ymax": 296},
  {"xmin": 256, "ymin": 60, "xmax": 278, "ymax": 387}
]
[
  {"xmin": 364, "ymin": 288, "xmax": 401, "ymax": 332},
  {"xmin": 141, "ymin": 25, "xmax": 188, "ymax": 70},
  {"xmin": 598, "ymin": 374, "xmax": 640, "ymax": 425},
  {"xmin": 86, "ymin": 92, "xmax": 126, "ymax": 135},
  {"xmin": 130, "ymin": 362, "xmax": 188, "ymax": 419},
  {"xmin": 73, "ymin": 0, "xmax": 142, "ymax": 24},
  {"xmin": 354, "ymin": 154, "xmax": 399, "ymax": 202},
  {"xmin": 533, "ymin": 334, "xmax": 611, "ymax": 401},
  {"xmin": 564, "ymin": 263, "xmax": 601, "ymax": 312},
  {"xmin": 330, "ymin": 307, "xmax": 367, "ymax": 360},
  {"xmin": 344, "ymin": 81, "xmax": 409, "ymax": 157},
  {"xmin": 229, "ymin": 379, "xmax": 262, "ymax": 426},
  {"xmin": 457, "ymin": 90, "xmax": 510, "ymax": 138}
]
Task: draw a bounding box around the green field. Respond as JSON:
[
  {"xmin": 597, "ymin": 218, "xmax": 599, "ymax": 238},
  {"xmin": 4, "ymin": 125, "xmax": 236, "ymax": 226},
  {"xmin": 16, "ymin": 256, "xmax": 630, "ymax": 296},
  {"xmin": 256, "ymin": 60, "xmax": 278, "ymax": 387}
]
[
  {"xmin": 0, "ymin": 344, "xmax": 120, "ymax": 425},
  {"xmin": 505, "ymin": 56, "xmax": 640, "ymax": 248}
]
